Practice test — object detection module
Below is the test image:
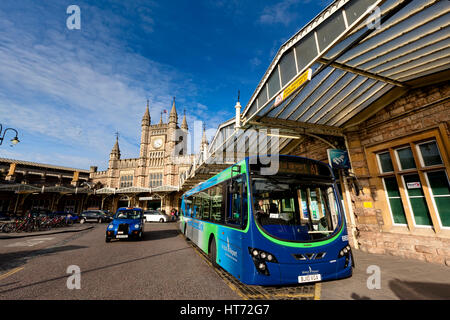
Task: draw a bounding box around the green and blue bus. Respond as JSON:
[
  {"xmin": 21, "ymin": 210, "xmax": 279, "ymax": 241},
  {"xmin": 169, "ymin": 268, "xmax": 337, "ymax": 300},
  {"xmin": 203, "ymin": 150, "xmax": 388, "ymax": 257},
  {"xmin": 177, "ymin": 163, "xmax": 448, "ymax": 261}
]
[{"xmin": 179, "ymin": 155, "xmax": 353, "ymax": 285}]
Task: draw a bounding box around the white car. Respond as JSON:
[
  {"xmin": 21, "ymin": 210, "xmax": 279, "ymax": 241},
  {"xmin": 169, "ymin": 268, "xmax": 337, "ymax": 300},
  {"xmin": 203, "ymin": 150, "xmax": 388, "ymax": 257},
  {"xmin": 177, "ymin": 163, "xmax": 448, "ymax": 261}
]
[{"xmin": 144, "ymin": 210, "xmax": 169, "ymax": 223}]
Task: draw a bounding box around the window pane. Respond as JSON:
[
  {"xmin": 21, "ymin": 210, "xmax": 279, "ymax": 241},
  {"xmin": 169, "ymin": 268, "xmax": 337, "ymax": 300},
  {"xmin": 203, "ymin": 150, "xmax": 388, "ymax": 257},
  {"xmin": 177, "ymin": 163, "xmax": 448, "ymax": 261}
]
[
  {"xmin": 378, "ymin": 152, "xmax": 394, "ymax": 173},
  {"xmin": 419, "ymin": 141, "xmax": 443, "ymax": 166},
  {"xmin": 396, "ymin": 147, "xmax": 416, "ymax": 170},
  {"xmin": 403, "ymin": 174, "xmax": 432, "ymax": 226},
  {"xmin": 427, "ymin": 171, "xmax": 450, "ymax": 196},
  {"xmin": 267, "ymin": 69, "xmax": 281, "ymax": 98},
  {"xmin": 279, "ymin": 49, "xmax": 297, "ymax": 86},
  {"xmin": 383, "ymin": 177, "xmax": 407, "ymax": 224},
  {"xmin": 435, "ymin": 197, "xmax": 450, "ymax": 227},
  {"xmin": 427, "ymin": 170, "xmax": 450, "ymax": 227}
]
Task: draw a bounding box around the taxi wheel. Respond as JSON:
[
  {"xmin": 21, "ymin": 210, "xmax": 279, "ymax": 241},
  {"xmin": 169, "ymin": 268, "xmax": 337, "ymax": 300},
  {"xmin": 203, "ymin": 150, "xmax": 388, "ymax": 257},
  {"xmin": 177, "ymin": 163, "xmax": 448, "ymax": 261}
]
[{"xmin": 105, "ymin": 237, "xmax": 111, "ymax": 243}]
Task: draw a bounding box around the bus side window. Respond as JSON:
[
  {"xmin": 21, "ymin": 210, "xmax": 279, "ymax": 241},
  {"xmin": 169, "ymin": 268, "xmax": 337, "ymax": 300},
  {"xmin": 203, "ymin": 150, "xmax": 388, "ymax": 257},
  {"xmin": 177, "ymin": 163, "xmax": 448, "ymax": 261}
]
[
  {"xmin": 210, "ymin": 184, "xmax": 224, "ymax": 223},
  {"xmin": 203, "ymin": 190, "xmax": 211, "ymax": 220}
]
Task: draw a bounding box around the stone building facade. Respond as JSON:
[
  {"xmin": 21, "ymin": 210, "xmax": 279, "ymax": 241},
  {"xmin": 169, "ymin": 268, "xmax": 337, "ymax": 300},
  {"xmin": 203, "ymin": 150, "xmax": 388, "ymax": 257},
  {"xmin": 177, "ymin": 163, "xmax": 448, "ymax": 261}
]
[
  {"xmin": 90, "ymin": 99, "xmax": 196, "ymax": 213},
  {"xmin": 290, "ymin": 82, "xmax": 450, "ymax": 266},
  {"xmin": 0, "ymin": 158, "xmax": 91, "ymax": 215}
]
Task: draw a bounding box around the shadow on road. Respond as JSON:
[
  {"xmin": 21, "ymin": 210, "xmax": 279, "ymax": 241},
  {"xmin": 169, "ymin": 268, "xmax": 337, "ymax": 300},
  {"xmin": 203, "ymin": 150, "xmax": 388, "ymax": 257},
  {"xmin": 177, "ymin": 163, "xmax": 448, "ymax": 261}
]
[
  {"xmin": 0, "ymin": 245, "xmax": 88, "ymax": 273},
  {"xmin": 144, "ymin": 229, "xmax": 179, "ymax": 241},
  {"xmin": 389, "ymin": 279, "xmax": 450, "ymax": 300},
  {"xmin": 0, "ymin": 246, "xmax": 190, "ymax": 295}
]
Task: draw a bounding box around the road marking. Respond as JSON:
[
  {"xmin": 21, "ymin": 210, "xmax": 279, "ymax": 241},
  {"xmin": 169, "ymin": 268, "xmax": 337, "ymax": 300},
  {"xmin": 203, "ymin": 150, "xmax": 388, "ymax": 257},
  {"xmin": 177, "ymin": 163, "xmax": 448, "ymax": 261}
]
[
  {"xmin": 314, "ymin": 282, "xmax": 322, "ymax": 300},
  {"xmin": 0, "ymin": 267, "xmax": 24, "ymax": 281},
  {"xmin": 5, "ymin": 237, "xmax": 55, "ymax": 248}
]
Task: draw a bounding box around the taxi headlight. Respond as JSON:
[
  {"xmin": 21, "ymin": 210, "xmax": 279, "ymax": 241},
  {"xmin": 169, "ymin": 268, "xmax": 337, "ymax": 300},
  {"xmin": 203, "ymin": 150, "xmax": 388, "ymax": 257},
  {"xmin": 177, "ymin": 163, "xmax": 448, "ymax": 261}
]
[
  {"xmin": 134, "ymin": 224, "xmax": 140, "ymax": 229},
  {"xmin": 108, "ymin": 225, "xmax": 114, "ymax": 229}
]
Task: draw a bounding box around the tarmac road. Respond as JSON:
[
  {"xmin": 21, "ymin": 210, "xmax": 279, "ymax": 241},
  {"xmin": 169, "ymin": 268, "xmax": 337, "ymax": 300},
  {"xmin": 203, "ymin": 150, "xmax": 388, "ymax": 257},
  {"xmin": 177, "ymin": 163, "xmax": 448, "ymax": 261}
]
[
  {"xmin": 1, "ymin": 221, "xmax": 449, "ymax": 300},
  {"xmin": 0, "ymin": 222, "xmax": 240, "ymax": 300}
]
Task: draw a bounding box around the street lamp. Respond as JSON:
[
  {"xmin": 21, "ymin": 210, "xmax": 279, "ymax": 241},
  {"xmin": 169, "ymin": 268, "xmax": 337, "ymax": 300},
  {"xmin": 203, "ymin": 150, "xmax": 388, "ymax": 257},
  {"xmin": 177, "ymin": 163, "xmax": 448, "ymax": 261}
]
[{"xmin": 0, "ymin": 124, "xmax": 20, "ymax": 146}]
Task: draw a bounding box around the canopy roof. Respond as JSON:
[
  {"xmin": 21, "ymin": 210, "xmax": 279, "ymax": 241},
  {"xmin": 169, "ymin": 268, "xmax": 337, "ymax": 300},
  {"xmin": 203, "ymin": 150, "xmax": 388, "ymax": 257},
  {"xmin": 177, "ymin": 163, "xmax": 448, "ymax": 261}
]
[{"xmin": 208, "ymin": 0, "xmax": 449, "ymax": 158}]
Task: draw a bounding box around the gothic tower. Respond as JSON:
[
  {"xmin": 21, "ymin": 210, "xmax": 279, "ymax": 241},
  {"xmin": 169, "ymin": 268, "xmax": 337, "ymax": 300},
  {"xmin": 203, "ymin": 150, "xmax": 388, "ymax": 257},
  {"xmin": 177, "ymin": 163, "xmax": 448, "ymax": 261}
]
[
  {"xmin": 138, "ymin": 100, "xmax": 151, "ymax": 186},
  {"xmin": 108, "ymin": 134, "xmax": 120, "ymax": 187}
]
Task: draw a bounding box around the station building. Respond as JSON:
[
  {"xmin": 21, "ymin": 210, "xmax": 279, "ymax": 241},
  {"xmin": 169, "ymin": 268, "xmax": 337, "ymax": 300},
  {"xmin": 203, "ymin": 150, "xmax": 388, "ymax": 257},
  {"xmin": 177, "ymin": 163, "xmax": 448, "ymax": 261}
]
[
  {"xmin": 89, "ymin": 99, "xmax": 197, "ymax": 213},
  {"xmin": 0, "ymin": 158, "xmax": 91, "ymax": 215},
  {"xmin": 179, "ymin": 0, "xmax": 450, "ymax": 266}
]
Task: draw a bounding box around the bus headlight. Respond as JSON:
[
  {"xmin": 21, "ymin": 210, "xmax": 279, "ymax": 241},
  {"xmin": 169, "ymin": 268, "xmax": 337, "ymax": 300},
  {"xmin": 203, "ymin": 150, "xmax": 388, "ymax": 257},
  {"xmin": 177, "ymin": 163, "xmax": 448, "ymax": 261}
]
[
  {"xmin": 338, "ymin": 245, "xmax": 353, "ymax": 268},
  {"xmin": 248, "ymin": 247, "xmax": 278, "ymax": 276}
]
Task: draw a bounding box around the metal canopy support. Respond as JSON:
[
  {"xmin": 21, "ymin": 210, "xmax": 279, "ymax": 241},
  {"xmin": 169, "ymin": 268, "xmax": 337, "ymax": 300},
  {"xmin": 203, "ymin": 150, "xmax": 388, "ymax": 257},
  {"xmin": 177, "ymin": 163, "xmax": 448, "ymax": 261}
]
[
  {"xmin": 317, "ymin": 58, "xmax": 406, "ymax": 87},
  {"xmin": 247, "ymin": 116, "xmax": 344, "ymax": 137}
]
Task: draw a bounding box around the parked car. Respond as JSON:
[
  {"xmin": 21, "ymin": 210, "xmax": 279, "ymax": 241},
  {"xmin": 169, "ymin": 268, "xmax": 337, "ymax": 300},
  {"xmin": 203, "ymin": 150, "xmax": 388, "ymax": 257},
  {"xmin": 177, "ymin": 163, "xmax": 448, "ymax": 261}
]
[
  {"xmin": 0, "ymin": 212, "xmax": 11, "ymax": 221},
  {"xmin": 105, "ymin": 207, "xmax": 145, "ymax": 242},
  {"xmin": 79, "ymin": 210, "xmax": 109, "ymax": 224},
  {"xmin": 29, "ymin": 209, "xmax": 53, "ymax": 218},
  {"xmin": 144, "ymin": 210, "xmax": 169, "ymax": 223}
]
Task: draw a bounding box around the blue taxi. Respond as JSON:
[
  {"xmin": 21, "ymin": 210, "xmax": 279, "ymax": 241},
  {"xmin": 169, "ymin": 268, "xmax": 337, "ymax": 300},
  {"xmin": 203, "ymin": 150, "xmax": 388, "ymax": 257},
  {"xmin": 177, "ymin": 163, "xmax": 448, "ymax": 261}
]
[{"xmin": 105, "ymin": 207, "xmax": 145, "ymax": 242}]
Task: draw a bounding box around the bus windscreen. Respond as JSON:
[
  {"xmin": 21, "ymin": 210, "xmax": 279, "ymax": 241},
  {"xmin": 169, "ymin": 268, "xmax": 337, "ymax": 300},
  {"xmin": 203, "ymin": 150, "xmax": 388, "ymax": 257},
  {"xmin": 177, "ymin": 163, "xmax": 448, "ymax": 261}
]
[{"xmin": 251, "ymin": 159, "xmax": 340, "ymax": 242}]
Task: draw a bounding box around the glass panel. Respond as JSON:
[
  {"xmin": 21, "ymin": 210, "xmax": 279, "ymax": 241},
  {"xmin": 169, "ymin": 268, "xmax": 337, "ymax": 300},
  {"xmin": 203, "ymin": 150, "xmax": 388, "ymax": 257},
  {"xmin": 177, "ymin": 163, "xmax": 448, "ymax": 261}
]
[
  {"xmin": 210, "ymin": 184, "xmax": 224, "ymax": 223},
  {"xmin": 279, "ymin": 49, "xmax": 297, "ymax": 86},
  {"xmin": 383, "ymin": 177, "xmax": 407, "ymax": 224},
  {"xmin": 378, "ymin": 152, "xmax": 394, "ymax": 173},
  {"xmin": 435, "ymin": 197, "xmax": 450, "ymax": 227},
  {"xmin": 418, "ymin": 141, "xmax": 443, "ymax": 166},
  {"xmin": 427, "ymin": 171, "xmax": 450, "ymax": 196},
  {"xmin": 267, "ymin": 69, "xmax": 281, "ymax": 98},
  {"xmin": 396, "ymin": 147, "xmax": 416, "ymax": 170},
  {"xmin": 403, "ymin": 174, "xmax": 432, "ymax": 226},
  {"xmin": 316, "ymin": 9, "xmax": 346, "ymax": 52},
  {"xmin": 427, "ymin": 170, "xmax": 450, "ymax": 227},
  {"xmin": 344, "ymin": 0, "xmax": 378, "ymax": 26},
  {"xmin": 257, "ymin": 85, "xmax": 268, "ymax": 108},
  {"xmin": 294, "ymin": 32, "xmax": 317, "ymax": 73},
  {"xmin": 252, "ymin": 176, "xmax": 339, "ymax": 241}
]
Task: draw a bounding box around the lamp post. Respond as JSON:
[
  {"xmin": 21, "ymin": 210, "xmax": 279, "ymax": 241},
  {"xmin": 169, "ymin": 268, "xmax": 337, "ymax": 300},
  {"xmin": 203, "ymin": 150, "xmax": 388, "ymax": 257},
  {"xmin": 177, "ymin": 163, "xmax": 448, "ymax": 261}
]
[{"xmin": 0, "ymin": 124, "xmax": 20, "ymax": 146}]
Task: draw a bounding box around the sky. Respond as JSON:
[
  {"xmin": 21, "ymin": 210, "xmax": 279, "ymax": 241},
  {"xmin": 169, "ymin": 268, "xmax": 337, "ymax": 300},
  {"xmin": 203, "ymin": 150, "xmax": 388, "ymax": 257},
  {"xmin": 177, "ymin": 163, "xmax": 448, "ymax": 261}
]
[{"xmin": 0, "ymin": 0, "xmax": 333, "ymax": 170}]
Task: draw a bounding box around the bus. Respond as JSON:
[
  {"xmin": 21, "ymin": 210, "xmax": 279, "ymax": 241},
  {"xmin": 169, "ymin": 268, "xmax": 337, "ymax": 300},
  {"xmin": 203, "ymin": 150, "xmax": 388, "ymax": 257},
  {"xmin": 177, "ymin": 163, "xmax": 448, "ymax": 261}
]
[{"xmin": 179, "ymin": 155, "xmax": 353, "ymax": 285}]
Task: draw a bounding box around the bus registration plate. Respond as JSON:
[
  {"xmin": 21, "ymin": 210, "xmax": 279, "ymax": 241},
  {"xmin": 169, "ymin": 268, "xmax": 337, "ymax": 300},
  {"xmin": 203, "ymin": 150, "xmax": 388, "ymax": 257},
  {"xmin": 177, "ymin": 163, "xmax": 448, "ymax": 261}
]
[{"xmin": 298, "ymin": 274, "xmax": 321, "ymax": 283}]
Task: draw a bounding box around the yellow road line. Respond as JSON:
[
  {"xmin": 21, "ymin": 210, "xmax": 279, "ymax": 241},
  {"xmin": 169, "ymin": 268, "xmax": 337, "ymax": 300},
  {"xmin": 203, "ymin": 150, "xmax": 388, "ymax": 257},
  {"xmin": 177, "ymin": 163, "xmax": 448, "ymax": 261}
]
[
  {"xmin": 0, "ymin": 267, "xmax": 24, "ymax": 281},
  {"xmin": 314, "ymin": 282, "xmax": 321, "ymax": 300}
]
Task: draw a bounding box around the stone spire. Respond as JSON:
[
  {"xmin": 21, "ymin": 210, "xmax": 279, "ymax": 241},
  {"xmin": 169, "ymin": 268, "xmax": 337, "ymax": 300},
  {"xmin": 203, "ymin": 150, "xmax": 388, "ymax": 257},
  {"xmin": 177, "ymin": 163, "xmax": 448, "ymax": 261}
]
[
  {"xmin": 181, "ymin": 109, "xmax": 188, "ymax": 131},
  {"xmin": 142, "ymin": 100, "xmax": 151, "ymax": 126},
  {"xmin": 201, "ymin": 124, "xmax": 208, "ymax": 148},
  {"xmin": 159, "ymin": 111, "xmax": 163, "ymax": 125},
  {"xmin": 169, "ymin": 97, "xmax": 178, "ymax": 124},
  {"xmin": 110, "ymin": 132, "xmax": 121, "ymax": 160}
]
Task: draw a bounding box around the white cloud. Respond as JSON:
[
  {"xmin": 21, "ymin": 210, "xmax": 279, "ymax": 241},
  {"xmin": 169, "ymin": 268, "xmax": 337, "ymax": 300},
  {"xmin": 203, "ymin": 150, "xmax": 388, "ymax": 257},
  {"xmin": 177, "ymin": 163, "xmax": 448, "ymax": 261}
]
[
  {"xmin": 258, "ymin": 0, "xmax": 303, "ymax": 26},
  {"xmin": 0, "ymin": 2, "xmax": 197, "ymax": 170}
]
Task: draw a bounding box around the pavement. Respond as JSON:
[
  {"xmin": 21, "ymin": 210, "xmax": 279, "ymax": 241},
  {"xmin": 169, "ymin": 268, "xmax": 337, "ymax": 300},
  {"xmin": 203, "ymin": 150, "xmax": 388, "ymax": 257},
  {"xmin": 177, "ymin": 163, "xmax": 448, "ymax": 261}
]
[
  {"xmin": 320, "ymin": 248, "xmax": 450, "ymax": 300},
  {"xmin": 0, "ymin": 224, "xmax": 94, "ymax": 239}
]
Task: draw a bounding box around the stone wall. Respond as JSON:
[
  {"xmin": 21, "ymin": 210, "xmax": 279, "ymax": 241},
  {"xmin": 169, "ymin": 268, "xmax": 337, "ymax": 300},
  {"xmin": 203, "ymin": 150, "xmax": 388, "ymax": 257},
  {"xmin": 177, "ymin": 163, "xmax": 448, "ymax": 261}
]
[{"xmin": 287, "ymin": 82, "xmax": 450, "ymax": 267}]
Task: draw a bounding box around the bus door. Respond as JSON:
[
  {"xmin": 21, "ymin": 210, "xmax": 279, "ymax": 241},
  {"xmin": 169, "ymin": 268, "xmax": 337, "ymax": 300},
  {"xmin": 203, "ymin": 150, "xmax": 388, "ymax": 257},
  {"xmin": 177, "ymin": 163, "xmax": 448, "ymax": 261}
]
[{"xmin": 218, "ymin": 175, "xmax": 248, "ymax": 275}]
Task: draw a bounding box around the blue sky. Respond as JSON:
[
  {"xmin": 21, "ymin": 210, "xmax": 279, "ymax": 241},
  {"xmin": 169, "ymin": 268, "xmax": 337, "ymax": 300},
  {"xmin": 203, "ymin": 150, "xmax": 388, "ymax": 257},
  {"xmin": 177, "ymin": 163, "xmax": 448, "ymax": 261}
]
[{"xmin": 0, "ymin": 0, "xmax": 332, "ymax": 170}]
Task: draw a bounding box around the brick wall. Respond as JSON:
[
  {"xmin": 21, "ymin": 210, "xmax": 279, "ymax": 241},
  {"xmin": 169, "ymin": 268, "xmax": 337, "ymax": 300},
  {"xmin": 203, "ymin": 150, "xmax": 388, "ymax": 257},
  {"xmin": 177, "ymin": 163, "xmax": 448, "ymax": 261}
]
[
  {"xmin": 287, "ymin": 82, "xmax": 450, "ymax": 267},
  {"xmin": 349, "ymin": 83, "xmax": 450, "ymax": 266}
]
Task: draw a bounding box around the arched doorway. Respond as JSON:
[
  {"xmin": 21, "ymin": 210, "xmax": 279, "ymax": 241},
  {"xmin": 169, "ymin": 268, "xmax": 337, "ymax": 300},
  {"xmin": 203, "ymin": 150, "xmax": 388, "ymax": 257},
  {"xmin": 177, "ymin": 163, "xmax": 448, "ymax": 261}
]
[{"xmin": 117, "ymin": 195, "xmax": 130, "ymax": 209}]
